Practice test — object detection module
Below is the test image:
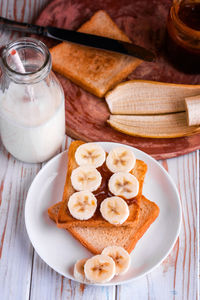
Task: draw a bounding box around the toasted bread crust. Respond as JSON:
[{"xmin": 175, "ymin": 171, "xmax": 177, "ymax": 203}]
[
  {"xmin": 79, "ymin": 10, "xmax": 132, "ymax": 43},
  {"xmin": 125, "ymin": 196, "xmax": 160, "ymax": 253},
  {"xmin": 48, "ymin": 195, "xmax": 159, "ymax": 254},
  {"xmin": 50, "ymin": 10, "xmax": 142, "ymax": 98},
  {"xmin": 57, "ymin": 141, "xmax": 147, "ymax": 228}
]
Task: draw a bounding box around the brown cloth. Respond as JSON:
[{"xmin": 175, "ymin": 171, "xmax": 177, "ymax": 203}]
[{"xmin": 35, "ymin": 0, "xmax": 200, "ymax": 159}]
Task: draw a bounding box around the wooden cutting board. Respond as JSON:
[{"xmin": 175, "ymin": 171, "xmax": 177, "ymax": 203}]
[{"xmin": 35, "ymin": 0, "xmax": 200, "ymax": 160}]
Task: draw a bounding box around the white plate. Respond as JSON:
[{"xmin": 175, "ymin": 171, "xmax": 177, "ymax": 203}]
[{"xmin": 25, "ymin": 142, "xmax": 181, "ymax": 286}]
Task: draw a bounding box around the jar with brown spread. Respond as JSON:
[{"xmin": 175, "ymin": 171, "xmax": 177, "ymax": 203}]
[{"xmin": 166, "ymin": 0, "xmax": 200, "ymax": 73}]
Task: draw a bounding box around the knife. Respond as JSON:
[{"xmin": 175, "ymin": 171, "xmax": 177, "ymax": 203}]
[{"xmin": 0, "ymin": 16, "xmax": 155, "ymax": 62}]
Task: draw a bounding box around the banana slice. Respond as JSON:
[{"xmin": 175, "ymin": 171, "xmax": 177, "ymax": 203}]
[
  {"xmin": 75, "ymin": 143, "xmax": 106, "ymax": 168},
  {"xmin": 102, "ymin": 246, "xmax": 130, "ymax": 275},
  {"xmin": 74, "ymin": 258, "xmax": 88, "ymax": 281},
  {"xmin": 100, "ymin": 196, "xmax": 129, "ymax": 225},
  {"xmin": 84, "ymin": 254, "xmax": 116, "ymax": 283},
  {"xmin": 71, "ymin": 166, "xmax": 102, "ymax": 192},
  {"xmin": 108, "ymin": 172, "xmax": 139, "ymax": 199},
  {"xmin": 68, "ymin": 191, "xmax": 97, "ymax": 220},
  {"xmin": 106, "ymin": 146, "xmax": 136, "ymax": 173}
]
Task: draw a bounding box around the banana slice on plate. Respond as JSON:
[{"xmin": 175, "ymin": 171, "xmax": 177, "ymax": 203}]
[
  {"xmin": 75, "ymin": 143, "xmax": 106, "ymax": 168},
  {"xmin": 71, "ymin": 166, "xmax": 102, "ymax": 192},
  {"xmin": 74, "ymin": 258, "xmax": 88, "ymax": 281},
  {"xmin": 68, "ymin": 191, "xmax": 97, "ymax": 220},
  {"xmin": 84, "ymin": 254, "xmax": 116, "ymax": 283},
  {"xmin": 102, "ymin": 246, "xmax": 130, "ymax": 275},
  {"xmin": 108, "ymin": 172, "xmax": 139, "ymax": 199},
  {"xmin": 106, "ymin": 146, "xmax": 136, "ymax": 173},
  {"xmin": 100, "ymin": 196, "xmax": 129, "ymax": 225}
]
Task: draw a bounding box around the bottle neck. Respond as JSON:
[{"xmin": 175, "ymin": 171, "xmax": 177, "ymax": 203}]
[{"xmin": 1, "ymin": 37, "xmax": 51, "ymax": 84}]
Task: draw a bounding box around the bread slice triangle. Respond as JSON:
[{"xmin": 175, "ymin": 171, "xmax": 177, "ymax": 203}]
[
  {"xmin": 48, "ymin": 195, "xmax": 159, "ymax": 254},
  {"xmin": 50, "ymin": 10, "xmax": 142, "ymax": 98},
  {"xmin": 57, "ymin": 140, "xmax": 147, "ymax": 228}
]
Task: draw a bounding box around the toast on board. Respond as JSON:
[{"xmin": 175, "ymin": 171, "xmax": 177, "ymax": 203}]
[{"xmin": 50, "ymin": 10, "xmax": 142, "ymax": 98}]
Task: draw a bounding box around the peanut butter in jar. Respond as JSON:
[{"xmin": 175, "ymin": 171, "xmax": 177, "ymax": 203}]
[{"xmin": 166, "ymin": 0, "xmax": 200, "ymax": 73}]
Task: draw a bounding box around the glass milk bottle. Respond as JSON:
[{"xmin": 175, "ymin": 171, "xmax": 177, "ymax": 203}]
[{"xmin": 0, "ymin": 37, "xmax": 65, "ymax": 163}]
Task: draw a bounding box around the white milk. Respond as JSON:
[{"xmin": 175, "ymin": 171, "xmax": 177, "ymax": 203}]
[{"xmin": 0, "ymin": 80, "xmax": 65, "ymax": 163}]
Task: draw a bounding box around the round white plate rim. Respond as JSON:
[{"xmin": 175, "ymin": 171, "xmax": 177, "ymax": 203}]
[{"xmin": 25, "ymin": 141, "xmax": 182, "ymax": 286}]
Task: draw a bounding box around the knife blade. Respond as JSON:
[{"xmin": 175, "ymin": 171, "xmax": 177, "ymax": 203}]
[{"xmin": 0, "ymin": 16, "xmax": 155, "ymax": 61}]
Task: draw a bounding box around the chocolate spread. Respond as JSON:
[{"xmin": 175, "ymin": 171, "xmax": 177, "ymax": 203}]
[{"xmin": 94, "ymin": 162, "xmax": 137, "ymax": 206}]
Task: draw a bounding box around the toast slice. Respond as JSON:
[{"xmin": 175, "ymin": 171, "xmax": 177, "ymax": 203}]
[
  {"xmin": 57, "ymin": 141, "xmax": 147, "ymax": 228},
  {"xmin": 50, "ymin": 10, "xmax": 142, "ymax": 98},
  {"xmin": 48, "ymin": 195, "xmax": 159, "ymax": 254}
]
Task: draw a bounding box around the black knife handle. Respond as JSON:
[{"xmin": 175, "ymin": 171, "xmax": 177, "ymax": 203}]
[{"xmin": 0, "ymin": 17, "xmax": 45, "ymax": 35}]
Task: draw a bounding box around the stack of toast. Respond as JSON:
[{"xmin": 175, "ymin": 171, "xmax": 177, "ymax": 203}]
[
  {"xmin": 48, "ymin": 141, "xmax": 159, "ymax": 254},
  {"xmin": 49, "ymin": 10, "xmax": 159, "ymax": 252}
]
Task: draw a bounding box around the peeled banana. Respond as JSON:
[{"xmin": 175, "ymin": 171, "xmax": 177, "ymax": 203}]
[
  {"xmin": 71, "ymin": 166, "xmax": 102, "ymax": 191},
  {"xmin": 106, "ymin": 146, "xmax": 136, "ymax": 173},
  {"xmin": 68, "ymin": 191, "xmax": 97, "ymax": 220},
  {"xmin": 73, "ymin": 246, "xmax": 131, "ymax": 283},
  {"xmin": 102, "ymin": 246, "xmax": 130, "ymax": 275},
  {"xmin": 75, "ymin": 143, "xmax": 106, "ymax": 168},
  {"xmin": 108, "ymin": 113, "xmax": 200, "ymax": 138},
  {"xmin": 106, "ymin": 80, "xmax": 200, "ymax": 115},
  {"xmin": 74, "ymin": 258, "xmax": 88, "ymax": 281},
  {"xmin": 108, "ymin": 172, "xmax": 139, "ymax": 199},
  {"xmin": 185, "ymin": 95, "xmax": 200, "ymax": 126},
  {"xmin": 84, "ymin": 254, "xmax": 116, "ymax": 283},
  {"xmin": 100, "ymin": 196, "xmax": 129, "ymax": 225}
]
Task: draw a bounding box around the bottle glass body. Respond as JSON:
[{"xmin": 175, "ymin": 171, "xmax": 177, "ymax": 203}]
[{"xmin": 0, "ymin": 38, "xmax": 65, "ymax": 163}]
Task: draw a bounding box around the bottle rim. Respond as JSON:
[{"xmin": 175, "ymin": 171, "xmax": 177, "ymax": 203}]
[{"xmin": 1, "ymin": 37, "xmax": 51, "ymax": 83}]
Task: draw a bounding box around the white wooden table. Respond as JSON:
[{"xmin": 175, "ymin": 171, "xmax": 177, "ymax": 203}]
[{"xmin": 0, "ymin": 1, "xmax": 199, "ymax": 299}]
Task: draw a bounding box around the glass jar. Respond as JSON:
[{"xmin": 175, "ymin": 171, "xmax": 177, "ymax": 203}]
[
  {"xmin": 166, "ymin": 0, "xmax": 200, "ymax": 73},
  {"xmin": 0, "ymin": 37, "xmax": 65, "ymax": 163}
]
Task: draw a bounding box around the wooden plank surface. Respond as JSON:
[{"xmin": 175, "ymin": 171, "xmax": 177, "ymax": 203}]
[
  {"xmin": 0, "ymin": 0, "xmax": 199, "ymax": 299},
  {"xmin": 117, "ymin": 152, "xmax": 199, "ymax": 300},
  {"xmin": 0, "ymin": 148, "xmax": 41, "ymax": 300}
]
